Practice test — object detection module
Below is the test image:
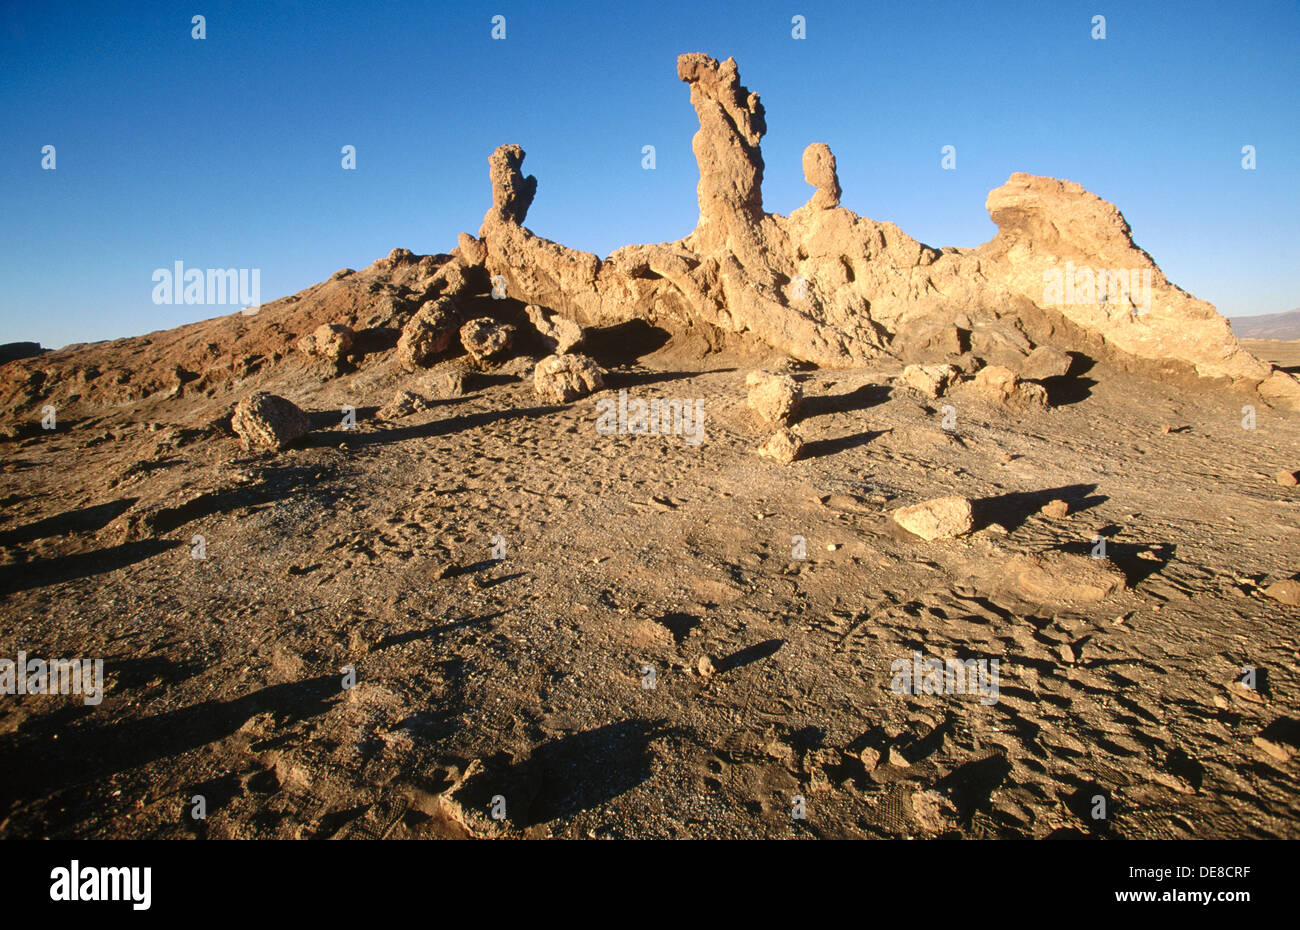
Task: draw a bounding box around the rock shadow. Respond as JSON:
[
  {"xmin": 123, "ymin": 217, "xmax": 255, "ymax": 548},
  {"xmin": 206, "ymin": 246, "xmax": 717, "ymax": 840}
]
[
  {"xmin": 970, "ymin": 484, "xmax": 1104, "ymax": 532},
  {"xmin": 301, "ymin": 404, "xmax": 565, "ymax": 449},
  {"xmin": 0, "ymin": 674, "xmax": 342, "ymax": 803},
  {"xmin": 801, "ymin": 429, "xmax": 888, "ymax": 459},
  {"xmin": 0, "ymin": 539, "xmax": 181, "ymax": 596},
  {"xmin": 455, "ymin": 719, "xmax": 667, "ymax": 828},
  {"xmin": 0, "ymin": 498, "xmax": 138, "ymax": 547},
  {"xmin": 799, "ymin": 383, "xmax": 891, "ymax": 419}
]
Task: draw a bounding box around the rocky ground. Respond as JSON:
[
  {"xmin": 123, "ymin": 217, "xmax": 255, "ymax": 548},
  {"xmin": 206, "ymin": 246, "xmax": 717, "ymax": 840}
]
[
  {"xmin": 2, "ymin": 330, "xmax": 1297, "ymax": 839},
  {"xmin": 2, "ymin": 48, "xmax": 1298, "ymax": 843}
]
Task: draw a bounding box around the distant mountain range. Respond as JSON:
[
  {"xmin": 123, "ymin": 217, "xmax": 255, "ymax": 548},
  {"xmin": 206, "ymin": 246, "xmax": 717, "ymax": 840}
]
[{"xmin": 1231, "ymin": 309, "xmax": 1300, "ymax": 340}]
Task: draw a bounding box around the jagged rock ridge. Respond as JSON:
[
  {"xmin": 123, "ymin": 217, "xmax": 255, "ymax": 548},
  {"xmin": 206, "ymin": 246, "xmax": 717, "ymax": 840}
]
[{"xmin": 2, "ymin": 52, "xmax": 1297, "ymax": 421}]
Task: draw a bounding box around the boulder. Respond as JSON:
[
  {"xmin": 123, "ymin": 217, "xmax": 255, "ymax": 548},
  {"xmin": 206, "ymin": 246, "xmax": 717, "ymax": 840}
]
[
  {"xmin": 757, "ymin": 428, "xmax": 803, "ymax": 463},
  {"xmin": 892, "ymin": 497, "xmax": 974, "ymax": 540},
  {"xmin": 397, "ymin": 297, "xmax": 459, "ymax": 371},
  {"xmin": 231, "ymin": 393, "xmax": 310, "ymax": 450},
  {"xmin": 296, "ymin": 323, "xmax": 355, "ymax": 365},
  {"xmin": 901, "ymin": 363, "xmax": 958, "ymax": 399},
  {"xmin": 460, "ymin": 317, "xmax": 516, "ymax": 365},
  {"xmin": 533, "ymin": 353, "xmax": 604, "ymax": 403},
  {"xmin": 1019, "ymin": 345, "xmax": 1073, "ymax": 381},
  {"xmin": 746, "ymin": 370, "xmax": 802, "ymax": 425}
]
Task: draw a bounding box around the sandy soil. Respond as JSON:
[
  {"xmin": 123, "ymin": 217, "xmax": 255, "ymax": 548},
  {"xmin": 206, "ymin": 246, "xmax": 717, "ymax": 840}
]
[{"xmin": 1, "ymin": 333, "xmax": 1298, "ymax": 839}]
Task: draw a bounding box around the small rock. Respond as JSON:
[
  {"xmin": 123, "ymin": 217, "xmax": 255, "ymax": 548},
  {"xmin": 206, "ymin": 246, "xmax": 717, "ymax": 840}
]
[
  {"xmin": 859, "ymin": 747, "xmax": 881, "ymax": 771},
  {"xmin": 1263, "ymin": 578, "xmax": 1300, "ymax": 606},
  {"xmin": 378, "ymin": 389, "xmax": 432, "ymax": 421},
  {"xmin": 901, "ymin": 363, "xmax": 957, "ymax": 399},
  {"xmin": 696, "ymin": 655, "xmax": 716, "ymax": 679},
  {"xmin": 1041, "ymin": 499, "xmax": 1069, "ymax": 519},
  {"xmin": 1151, "ymin": 772, "xmax": 1195, "ymax": 794},
  {"xmin": 746, "ymin": 370, "xmax": 802, "ymax": 425},
  {"xmin": 892, "ymin": 496, "xmax": 974, "ymax": 541},
  {"xmin": 533, "ymin": 353, "xmax": 605, "ymax": 403},
  {"xmin": 1275, "ymin": 470, "xmax": 1298, "ymax": 487},
  {"xmin": 756, "ymin": 427, "xmax": 803, "ymax": 463},
  {"xmin": 231, "ymin": 393, "xmax": 310, "ymax": 450},
  {"xmin": 1253, "ymin": 736, "xmax": 1294, "ymax": 763}
]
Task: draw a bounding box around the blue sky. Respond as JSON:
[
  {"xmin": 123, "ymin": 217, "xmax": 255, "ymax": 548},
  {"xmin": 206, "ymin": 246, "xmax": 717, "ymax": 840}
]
[{"xmin": 2, "ymin": 0, "xmax": 1297, "ymax": 349}]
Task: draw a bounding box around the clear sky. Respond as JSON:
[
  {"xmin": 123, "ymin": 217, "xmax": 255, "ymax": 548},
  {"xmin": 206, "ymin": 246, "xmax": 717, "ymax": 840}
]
[{"xmin": 2, "ymin": 0, "xmax": 1297, "ymax": 349}]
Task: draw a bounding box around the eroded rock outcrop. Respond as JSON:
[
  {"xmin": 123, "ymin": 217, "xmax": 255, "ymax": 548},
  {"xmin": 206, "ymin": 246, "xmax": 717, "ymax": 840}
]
[
  {"xmin": 5, "ymin": 51, "xmax": 1295, "ymax": 426},
  {"xmin": 470, "ymin": 52, "xmax": 1299, "ymax": 410},
  {"xmin": 802, "ymin": 143, "xmax": 841, "ymax": 211},
  {"xmin": 525, "ymin": 304, "xmax": 583, "ymax": 354}
]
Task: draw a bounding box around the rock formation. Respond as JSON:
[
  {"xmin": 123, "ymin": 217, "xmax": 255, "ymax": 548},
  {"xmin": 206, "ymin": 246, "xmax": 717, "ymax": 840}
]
[
  {"xmin": 525, "ymin": 304, "xmax": 583, "ymax": 355},
  {"xmin": 471, "ymin": 52, "xmax": 1300, "ymax": 410},
  {"xmin": 2, "ymin": 51, "xmax": 1297, "ymax": 425}
]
